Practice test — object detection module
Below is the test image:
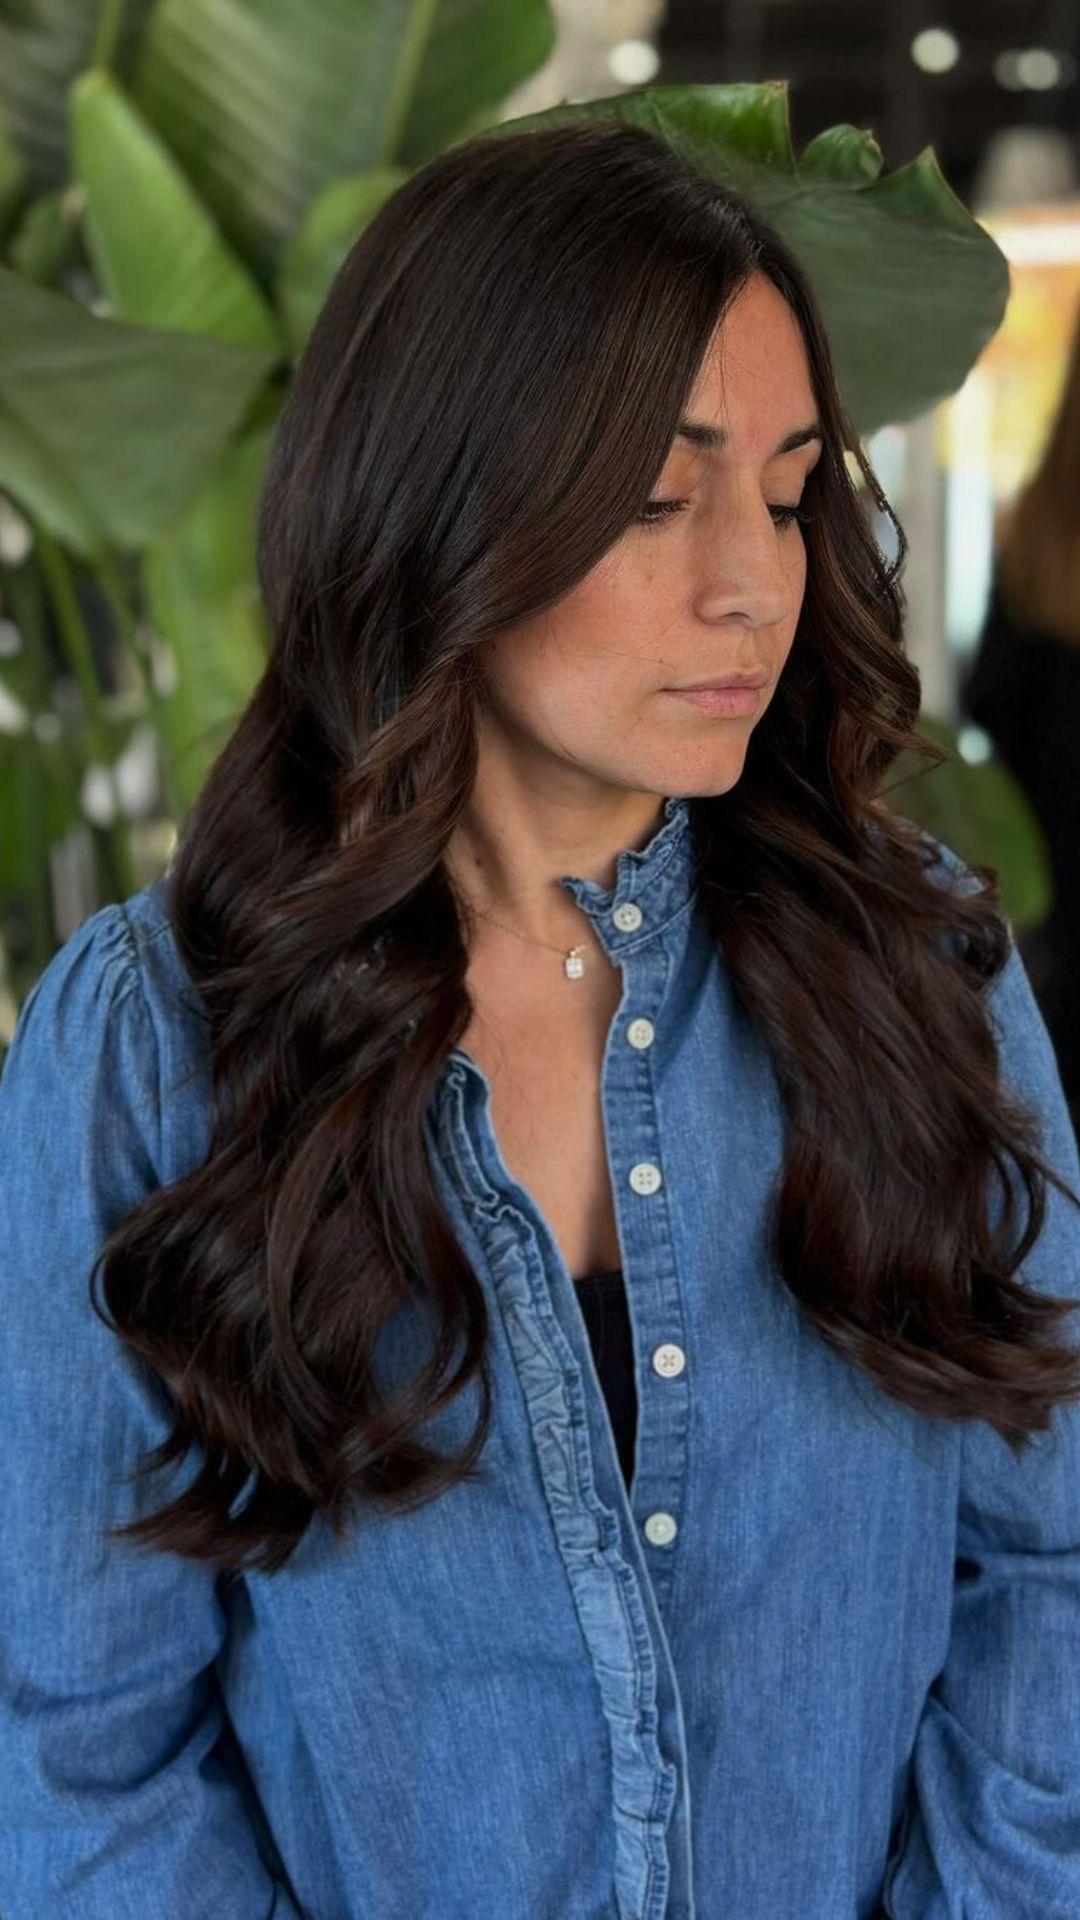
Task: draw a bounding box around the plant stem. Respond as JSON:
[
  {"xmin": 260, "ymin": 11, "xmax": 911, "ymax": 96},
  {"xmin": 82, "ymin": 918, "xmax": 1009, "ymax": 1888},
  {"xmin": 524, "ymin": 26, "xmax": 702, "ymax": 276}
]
[
  {"xmin": 34, "ymin": 524, "xmax": 138, "ymax": 899},
  {"xmin": 373, "ymin": 0, "xmax": 439, "ymax": 164},
  {"xmin": 15, "ymin": 749, "xmax": 55, "ymax": 976},
  {"xmin": 92, "ymin": 550, "xmax": 181, "ymax": 820},
  {"xmin": 89, "ymin": 0, "xmax": 129, "ymax": 74}
]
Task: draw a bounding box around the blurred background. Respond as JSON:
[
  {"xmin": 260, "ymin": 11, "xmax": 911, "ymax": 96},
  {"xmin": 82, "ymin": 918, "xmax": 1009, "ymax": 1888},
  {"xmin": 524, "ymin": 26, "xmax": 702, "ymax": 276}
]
[{"xmin": 1, "ymin": 0, "xmax": 1078, "ymax": 1131}]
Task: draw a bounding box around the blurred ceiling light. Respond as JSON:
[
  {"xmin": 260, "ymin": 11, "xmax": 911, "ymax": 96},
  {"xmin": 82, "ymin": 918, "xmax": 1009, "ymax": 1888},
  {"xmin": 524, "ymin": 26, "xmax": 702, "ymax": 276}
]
[
  {"xmin": 608, "ymin": 38, "xmax": 661, "ymax": 85},
  {"xmin": 911, "ymin": 28, "xmax": 960, "ymax": 74},
  {"xmin": 994, "ymin": 46, "xmax": 1068, "ymax": 91},
  {"xmin": 993, "ymin": 51, "xmax": 1023, "ymax": 90},
  {"xmin": 956, "ymin": 725, "xmax": 993, "ymax": 765},
  {"xmin": 1016, "ymin": 47, "xmax": 1063, "ymax": 90}
]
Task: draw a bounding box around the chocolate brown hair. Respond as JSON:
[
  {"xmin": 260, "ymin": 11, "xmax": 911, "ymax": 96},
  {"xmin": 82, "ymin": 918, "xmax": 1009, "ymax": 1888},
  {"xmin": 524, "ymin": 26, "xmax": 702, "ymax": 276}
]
[{"xmin": 91, "ymin": 117, "xmax": 1080, "ymax": 1572}]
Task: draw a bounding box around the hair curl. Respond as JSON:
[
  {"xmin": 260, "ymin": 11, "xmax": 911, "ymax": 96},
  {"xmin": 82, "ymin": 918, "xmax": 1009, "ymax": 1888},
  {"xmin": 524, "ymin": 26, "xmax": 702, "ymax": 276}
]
[{"xmin": 91, "ymin": 116, "xmax": 1080, "ymax": 1573}]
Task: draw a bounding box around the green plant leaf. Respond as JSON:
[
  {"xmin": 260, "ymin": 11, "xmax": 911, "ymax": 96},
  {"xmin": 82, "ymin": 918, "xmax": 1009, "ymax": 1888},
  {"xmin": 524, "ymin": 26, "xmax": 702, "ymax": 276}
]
[
  {"xmin": 0, "ymin": 726, "xmax": 82, "ymax": 900},
  {"xmin": 886, "ymin": 716, "xmax": 1051, "ymax": 931},
  {"xmin": 483, "ymin": 79, "xmax": 803, "ymax": 195},
  {"xmin": 0, "ymin": 111, "xmax": 27, "ymax": 244},
  {"xmin": 141, "ymin": 418, "xmax": 274, "ymax": 814},
  {"xmin": 0, "ymin": 0, "xmax": 156, "ymax": 192},
  {"xmin": 0, "ymin": 637, "xmax": 51, "ymax": 721},
  {"xmin": 276, "ymin": 167, "xmax": 409, "ymax": 356},
  {"xmin": 131, "ymin": 0, "xmax": 557, "ymax": 275},
  {"xmin": 5, "ymin": 182, "xmax": 82, "ymax": 281},
  {"xmin": 798, "ymin": 124, "xmax": 883, "ymax": 185},
  {"xmin": 70, "ymin": 68, "xmax": 282, "ymax": 350},
  {"xmin": 494, "ymin": 82, "xmax": 1009, "ymax": 435},
  {"xmin": 0, "ymin": 263, "xmax": 279, "ymax": 556}
]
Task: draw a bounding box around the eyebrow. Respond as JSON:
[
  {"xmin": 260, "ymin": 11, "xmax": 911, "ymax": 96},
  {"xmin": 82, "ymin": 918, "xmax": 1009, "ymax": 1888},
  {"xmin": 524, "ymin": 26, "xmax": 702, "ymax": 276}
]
[{"xmin": 675, "ymin": 417, "xmax": 823, "ymax": 457}]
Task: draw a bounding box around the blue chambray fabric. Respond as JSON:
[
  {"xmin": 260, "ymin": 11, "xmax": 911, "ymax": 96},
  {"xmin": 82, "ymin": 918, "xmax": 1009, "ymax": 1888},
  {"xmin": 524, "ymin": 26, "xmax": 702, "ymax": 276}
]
[{"xmin": 2, "ymin": 795, "xmax": 1080, "ymax": 1920}]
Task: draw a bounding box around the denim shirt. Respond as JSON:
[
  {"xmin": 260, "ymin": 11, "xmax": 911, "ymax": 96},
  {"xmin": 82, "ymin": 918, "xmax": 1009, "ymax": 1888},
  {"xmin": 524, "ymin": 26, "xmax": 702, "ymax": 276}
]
[{"xmin": 2, "ymin": 796, "xmax": 1080, "ymax": 1920}]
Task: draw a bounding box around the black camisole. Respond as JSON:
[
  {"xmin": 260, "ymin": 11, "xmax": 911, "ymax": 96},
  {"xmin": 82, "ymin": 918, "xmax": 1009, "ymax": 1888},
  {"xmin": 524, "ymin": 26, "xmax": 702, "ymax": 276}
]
[{"xmin": 573, "ymin": 1266, "xmax": 637, "ymax": 1489}]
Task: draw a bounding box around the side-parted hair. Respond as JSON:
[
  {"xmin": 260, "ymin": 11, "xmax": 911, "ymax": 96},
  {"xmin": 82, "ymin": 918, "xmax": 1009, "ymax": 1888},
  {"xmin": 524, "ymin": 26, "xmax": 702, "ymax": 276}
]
[{"xmin": 91, "ymin": 116, "xmax": 1080, "ymax": 1572}]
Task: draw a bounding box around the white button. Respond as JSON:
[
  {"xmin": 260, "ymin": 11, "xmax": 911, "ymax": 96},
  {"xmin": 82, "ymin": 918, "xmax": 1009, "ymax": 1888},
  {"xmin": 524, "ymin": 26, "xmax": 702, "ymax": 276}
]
[
  {"xmin": 612, "ymin": 901, "xmax": 643, "ymax": 932},
  {"xmin": 644, "ymin": 1511, "xmax": 677, "ymax": 1546},
  {"xmin": 626, "ymin": 1017, "xmax": 654, "ymax": 1050},
  {"xmin": 652, "ymin": 1343, "xmax": 685, "ymax": 1378},
  {"xmin": 628, "ymin": 1161, "xmax": 662, "ymax": 1195}
]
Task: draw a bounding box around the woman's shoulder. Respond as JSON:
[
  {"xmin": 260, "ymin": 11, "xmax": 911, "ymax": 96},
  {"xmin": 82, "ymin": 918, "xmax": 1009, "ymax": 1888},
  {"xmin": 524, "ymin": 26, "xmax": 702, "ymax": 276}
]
[
  {"xmin": 0, "ymin": 870, "xmax": 213, "ymax": 1188},
  {"xmin": 912, "ymin": 826, "xmax": 982, "ymax": 892},
  {"xmin": 905, "ymin": 826, "xmax": 1077, "ymax": 1171},
  {"xmin": 866, "ymin": 813, "xmax": 987, "ymax": 918},
  {"xmin": 10, "ymin": 870, "xmax": 209, "ymax": 1044},
  {"xmin": 124, "ymin": 869, "xmax": 212, "ymax": 1028}
]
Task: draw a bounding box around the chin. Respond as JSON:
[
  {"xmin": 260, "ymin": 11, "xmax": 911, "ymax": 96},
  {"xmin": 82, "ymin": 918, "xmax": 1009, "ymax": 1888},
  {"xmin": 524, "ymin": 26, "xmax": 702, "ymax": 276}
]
[{"xmin": 665, "ymin": 762, "xmax": 746, "ymax": 798}]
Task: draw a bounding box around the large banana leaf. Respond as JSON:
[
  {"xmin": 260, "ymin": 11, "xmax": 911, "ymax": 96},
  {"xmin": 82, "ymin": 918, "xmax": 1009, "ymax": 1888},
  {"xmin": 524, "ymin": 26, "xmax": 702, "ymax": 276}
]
[
  {"xmin": 0, "ymin": 264, "xmax": 279, "ymax": 555},
  {"xmin": 0, "ymin": 0, "xmax": 556, "ymax": 281},
  {"xmin": 494, "ymin": 83, "xmax": 1010, "ymax": 436},
  {"xmin": 69, "ymin": 67, "xmax": 283, "ymax": 349},
  {"xmin": 132, "ymin": 0, "xmax": 557, "ymax": 275},
  {"xmin": 0, "ymin": 0, "xmax": 155, "ymax": 189}
]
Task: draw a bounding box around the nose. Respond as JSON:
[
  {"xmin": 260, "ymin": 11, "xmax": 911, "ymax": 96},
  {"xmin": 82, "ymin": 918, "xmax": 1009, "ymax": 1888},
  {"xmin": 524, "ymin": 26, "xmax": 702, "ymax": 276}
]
[{"xmin": 694, "ymin": 497, "xmax": 799, "ymax": 633}]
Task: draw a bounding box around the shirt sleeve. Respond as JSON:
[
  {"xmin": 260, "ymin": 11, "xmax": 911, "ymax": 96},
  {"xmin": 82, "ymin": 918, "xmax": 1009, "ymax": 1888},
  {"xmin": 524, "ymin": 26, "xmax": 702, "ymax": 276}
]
[
  {"xmin": 0, "ymin": 903, "xmax": 304, "ymax": 1919},
  {"xmin": 882, "ymin": 932, "xmax": 1080, "ymax": 1919}
]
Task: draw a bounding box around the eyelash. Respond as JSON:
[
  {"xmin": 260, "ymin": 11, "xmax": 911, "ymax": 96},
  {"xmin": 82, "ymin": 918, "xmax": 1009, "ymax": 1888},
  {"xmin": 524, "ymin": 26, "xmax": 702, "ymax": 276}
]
[{"xmin": 636, "ymin": 498, "xmax": 813, "ymax": 532}]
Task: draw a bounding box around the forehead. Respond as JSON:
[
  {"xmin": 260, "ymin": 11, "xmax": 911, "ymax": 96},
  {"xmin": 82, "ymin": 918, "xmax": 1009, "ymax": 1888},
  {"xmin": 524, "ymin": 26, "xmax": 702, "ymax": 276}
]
[{"xmin": 685, "ymin": 276, "xmax": 817, "ymax": 430}]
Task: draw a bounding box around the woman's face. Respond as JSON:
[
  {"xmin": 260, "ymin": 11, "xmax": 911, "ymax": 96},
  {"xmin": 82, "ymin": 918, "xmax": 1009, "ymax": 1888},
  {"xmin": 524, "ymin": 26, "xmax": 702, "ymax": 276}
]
[{"xmin": 474, "ymin": 270, "xmax": 822, "ymax": 804}]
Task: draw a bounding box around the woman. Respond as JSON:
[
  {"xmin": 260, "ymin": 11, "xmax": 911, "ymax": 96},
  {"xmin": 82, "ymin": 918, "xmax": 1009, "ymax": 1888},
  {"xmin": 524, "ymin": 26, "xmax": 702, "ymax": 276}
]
[
  {"xmin": 2, "ymin": 116, "xmax": 1080, "ymax": 1920},
  {"xmin": 960, "ymin": 297, "xmax": 1080, "ymax": 1143}
]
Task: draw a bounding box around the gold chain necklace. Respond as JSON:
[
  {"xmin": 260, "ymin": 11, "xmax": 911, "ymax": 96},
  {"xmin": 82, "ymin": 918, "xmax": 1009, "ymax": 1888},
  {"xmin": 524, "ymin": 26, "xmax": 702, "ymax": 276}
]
[{"xmin": 468, "ymin": 904, "xmax": 588, "ymax": 979}]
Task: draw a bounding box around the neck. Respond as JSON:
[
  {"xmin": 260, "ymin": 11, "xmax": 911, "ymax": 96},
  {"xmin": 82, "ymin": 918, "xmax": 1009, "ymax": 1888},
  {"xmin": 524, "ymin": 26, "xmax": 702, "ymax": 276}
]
[{"xmin": 442, "ymin": 774, "xmax": 668, "ymax": 945}]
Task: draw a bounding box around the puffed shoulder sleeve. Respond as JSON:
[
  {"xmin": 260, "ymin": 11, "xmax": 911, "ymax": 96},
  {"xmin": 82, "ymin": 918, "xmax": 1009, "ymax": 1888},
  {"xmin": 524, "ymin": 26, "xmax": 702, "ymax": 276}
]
[
  {"xmin": 882, "ymin": 892, "xmax": 1080, "ymax": 1919},
  {"xmin": 0, "ymin": 903, "xmax": 303, "ymax": 1918}
]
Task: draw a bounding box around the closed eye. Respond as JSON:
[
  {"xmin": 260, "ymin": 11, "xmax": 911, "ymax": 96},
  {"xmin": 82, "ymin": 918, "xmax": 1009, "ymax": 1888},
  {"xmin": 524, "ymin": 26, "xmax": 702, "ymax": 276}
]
[{"xmin": 635, "ymin": 498, "xmax": 813, "ymax": 531}]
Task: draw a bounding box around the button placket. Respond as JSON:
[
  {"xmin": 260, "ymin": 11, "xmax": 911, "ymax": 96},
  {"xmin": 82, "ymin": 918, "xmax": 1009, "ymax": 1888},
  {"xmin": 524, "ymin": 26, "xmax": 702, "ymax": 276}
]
[{"xmin": 619, "ymin": 996, "xmax": 685, "ymax": 1559}]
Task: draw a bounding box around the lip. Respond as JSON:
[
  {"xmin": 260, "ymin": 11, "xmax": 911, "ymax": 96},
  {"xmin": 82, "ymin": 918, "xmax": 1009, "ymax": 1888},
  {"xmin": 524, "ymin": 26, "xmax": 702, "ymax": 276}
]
[
  {"xmin": 665, "ymin": 685, "xmax": 761, "ymax": 716},
  {"xmin": 667, "ymin": 672, "xmax": 769, "ymax": 691}
]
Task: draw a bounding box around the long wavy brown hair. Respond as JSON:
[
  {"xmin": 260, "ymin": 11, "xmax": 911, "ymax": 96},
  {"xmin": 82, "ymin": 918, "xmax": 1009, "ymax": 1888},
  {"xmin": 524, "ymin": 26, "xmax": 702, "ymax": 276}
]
[
  {"xmin": 996, "ymin": 292, "xmax": 1080, "ymax": 647},
  {"xmin": 91, "ymin": 116, "xmax": 1080, "ymax": 1574}
]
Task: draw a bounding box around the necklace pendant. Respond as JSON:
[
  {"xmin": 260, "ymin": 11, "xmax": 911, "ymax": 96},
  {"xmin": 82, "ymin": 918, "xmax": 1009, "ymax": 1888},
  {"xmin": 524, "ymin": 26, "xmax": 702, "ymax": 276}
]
[{"xmin": 564, "ymin": 947, "xmax": 586, "ymax": 980}]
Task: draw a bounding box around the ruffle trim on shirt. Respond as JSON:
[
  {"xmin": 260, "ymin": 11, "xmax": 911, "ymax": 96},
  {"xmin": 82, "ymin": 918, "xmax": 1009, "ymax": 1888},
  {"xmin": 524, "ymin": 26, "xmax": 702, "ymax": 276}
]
[{"xmin": 556, "ymin": 794, "xmax": 693, "ymax": 918}]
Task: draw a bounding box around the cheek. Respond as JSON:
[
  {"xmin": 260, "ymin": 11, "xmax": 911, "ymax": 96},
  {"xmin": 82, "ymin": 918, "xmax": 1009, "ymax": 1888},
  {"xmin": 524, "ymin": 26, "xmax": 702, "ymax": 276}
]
[
  {"xmin": 786, "ymin": 543, "xmax": 808, "ymax": 617},
  {"xmin": 783, "ymin": 541, "xmax": 809, "ymax": 620},
  {"xmin": 478, "ymin": 632, "xmax": 613, "ymax": 740}
]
